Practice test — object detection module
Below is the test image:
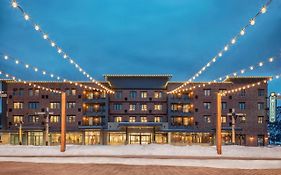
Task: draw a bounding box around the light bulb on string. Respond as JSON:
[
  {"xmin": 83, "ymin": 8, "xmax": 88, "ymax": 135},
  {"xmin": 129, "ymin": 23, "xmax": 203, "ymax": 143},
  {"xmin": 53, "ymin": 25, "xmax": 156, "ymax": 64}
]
[
  {"xmin": 250, "ymin": 19, "xmax": 255, "ymax": 25},
  {"xmin": 34, "ymin": 25, "xmax": 40, "ymax": 31},
  {"xmin": 261, "ymin": 6, "xmax": 267, "ymax": 14},
  {"xmin": 12, "ymin": 1, "xmax": 18, "ymax": 8},
  {"xmin": 240, "ymin": 29, "xmax": 245, "ymax": 36},
  {"xmin": 24, "ymin": 14, "xmax": 29, "ymax": 21}
]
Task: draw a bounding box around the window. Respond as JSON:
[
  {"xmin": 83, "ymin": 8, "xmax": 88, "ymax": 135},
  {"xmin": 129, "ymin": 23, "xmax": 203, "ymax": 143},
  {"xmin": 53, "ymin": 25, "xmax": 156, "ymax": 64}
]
[
  {"xmin": 258, "ymin": 116, "xmax": 264, "ymax": 124},
  {"xmin": 204, "ymin": 115, "xmax": 211, "ymax": 123},
  {"xmin": 154, "ymin": 91, "xmax": 162, "ymax": 98},
  {"xmin": 154, "ymin": 116, "xmax": 161, "ymax": 122},
  {"xmin": 140, "ymin": 91, "xmax": 148, "ymax": 98},
  {"xmin": 183, "ymin": 117, "xmax": 192, "ymax": 126},
  {"xmin": 239, "ymin": 102, "xmax": 246, "ymax": 110},
  {"xmin": 67, "ymin": 115, "xmax": 76, "ymax": 123},
  {"xmin": 28, "ymin": 102, "xmax": 39, "ymax": 109},
  {"xmin": 258, "ymin": 102, "xmax": 265, "ymax": 110},
  {"xmin": 204, "ymin": 89, "xmax": 211, "ymax": 96},
  {"xmin": 129, "ymin": 91, "xmax": 137, "ymax": 99},
  {"xmin": 129, "ymin": 104, "xmax": 136, "ymax": 111},
  {"xmin": 13, "ymin": 102, "xmax": 23, "ymax": 109},
  {"xmin": 113, "ymin": 104, "xmax": 122, "ymax": 110},
  {"xmin": 183, "ymin": 104, "xmax": 191, "ymax": 113},
  {"xmin": 114, "ymin": 116, "xmax": 122, "ymax": 122},
  {"xmin": 129, "ymin": 117, "xmax": 136, "ymax": 122},
  {"xmin": 141, "ymin": 116, "xmax": 147, "ymax": 122},
  {"xmin": 203, "ymin": 102, "xmax": 211, "ymax": 110},
  {"xmin": 258, "ymin": 89, "xmax": 265, "ymax": 96},
  {"xmin": 67, "ymin": 102, "xmax": 76, "ymax": 109},
  {"xmin": 219, "ymin": 89, "xmax": 227, "ymax": 94},
  {"xmin": 28, "ymin": 115, "xmax": 40, "ymax": 123},
  {"xmin": 241, "ymin": 116, "xmax": 246, "ymax": 123},
  {"xmin": 13, "ymin": 115, "xmax": 23, "ymax": 123},
  {"xmin": 66, "ymin": 89, "xmax": 76, "ymax": 96},
  {"xmin": 141, "ymin": 104, "xmax": 147, "ymax": 111},
  {"xmin": 50, "ymin": 115, "xmax": 60, "ymax": 123},
  {"xmin": 50, "ymin": 102, "xmax": 60, "ymax": 109},
  {"xmin": 28, "ymin": 89, "xmax": 39, "ymax": 96},
  {"xmin": 222, "ymin": 102, "xmax": 227, "ymax": 110},
  {"xmin": 13, "ymin": 88, "xmax": 24, "ymax": 96},
  {"xmin": 154, "ymin": 104, "xmax": 162, "ymax": 111},
  {"xmin": 115, "ymin": 91, "xmax": 122, "ymax": 99},
  {"xmin": 221, "ymin": 116, "xmax": 227, "ymax": 123},
  {"xmin": 240, "ymin": 89, "xmax": 246, "ymax": 96}
]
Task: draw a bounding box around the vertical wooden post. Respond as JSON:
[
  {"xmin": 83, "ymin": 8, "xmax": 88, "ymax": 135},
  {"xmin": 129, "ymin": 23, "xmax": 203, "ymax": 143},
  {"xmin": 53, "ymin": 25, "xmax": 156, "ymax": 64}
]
[
  {"xmin": 19, "ymin": 122, "xmax": 22, "ymax": 145},
  {"xmin": 60, "ymin": 92, "xmax": 66, "ymax": 152},
  {"xmin": 232, "ymin": 115, "xmax": 235, "ymax": 144},
  {"xmin": 216, "ymin": 93, "xmax": 222, "ymax": 155}
]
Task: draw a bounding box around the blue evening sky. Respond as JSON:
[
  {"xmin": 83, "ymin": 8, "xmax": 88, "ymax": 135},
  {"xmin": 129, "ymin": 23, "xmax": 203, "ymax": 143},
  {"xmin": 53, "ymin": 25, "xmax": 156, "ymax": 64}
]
[{"xmin": 0, "ymin": 0, "xmax": 280, "ymax": 94}]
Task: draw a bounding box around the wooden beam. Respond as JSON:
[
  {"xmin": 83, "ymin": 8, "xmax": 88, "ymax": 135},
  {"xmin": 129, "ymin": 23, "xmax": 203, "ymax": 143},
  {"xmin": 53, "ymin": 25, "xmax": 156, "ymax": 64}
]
[
  {"xmin": 216, "ymin": 93, "xmax": 222, "ymax": 155},
  {"xmin": 60, "ymin": 92, "xmax": 66, "ymax": 152}
]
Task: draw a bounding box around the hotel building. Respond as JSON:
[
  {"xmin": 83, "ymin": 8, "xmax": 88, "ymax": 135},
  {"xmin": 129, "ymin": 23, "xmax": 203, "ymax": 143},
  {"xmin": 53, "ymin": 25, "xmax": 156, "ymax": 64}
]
[{"xmin": 0, "ymin": 75, "xmax": 269, "ymax": 146}]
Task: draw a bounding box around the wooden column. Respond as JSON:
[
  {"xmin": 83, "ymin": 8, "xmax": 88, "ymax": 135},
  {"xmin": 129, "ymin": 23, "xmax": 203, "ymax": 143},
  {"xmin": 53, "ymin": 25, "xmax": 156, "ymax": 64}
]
[
  {"xmin": 216, "ymin": 93, "xmax": 222, "ymax": 155},
  {"xmin": 60, "ymin": 92, "xmax": 66, "ymax": 152}
]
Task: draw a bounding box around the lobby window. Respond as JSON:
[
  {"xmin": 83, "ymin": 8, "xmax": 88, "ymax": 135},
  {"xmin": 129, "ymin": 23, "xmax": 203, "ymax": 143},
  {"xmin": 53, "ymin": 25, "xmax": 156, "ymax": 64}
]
[
  {"xmin": 115, "ymin": 91, "xmax": 122, "ymax": 99},
  {"xmin": 203, "ymin": 102, "xmax": 211, "ymax": 110},
  {"xmin": 141, "ymin": 104, "xmax": 147, "ymax": 111},
  {"xmin": 13, "ymin": 102, "xmax": 23, "ymax": 109},
  {"xmin": 113, "ymin": 104, "xmax": 122, "ymax": 110},
  {"xmin": 239, "ymin": 102, "xmax": 246, "ymax": 110},
  {"xmin": 67, "ymin": 102, "xmax": 76, "ymax": 109},
  {"xmin": 258, "ymin": 102, "xmax": 265, "ymax": 110},
  {"xmin": 258, "ymin": 89, "xmax": 265, "ymax": 96},
  {"xmin": 204, "ymin": 115, "xmax": 211, "ymax": 123},
  {"xmin": 50, "ymin": 115, "xmax": 60, "ymax": 123},
  {"xmin": 50, "ymin": 102, "xmax": 60, "ymax": 109},
  {"xmin": 141, "ymin": 91, "xmax": 148, "ymax": 98},
  {"xmin": 154, "ymin": 104, "xmax": 162, "ymax": 111},
  {"xmin": 129, "ymin": 117, "xmax": 136, "ymax": 123},
  {"xmin": 141, "ymin": 116, "xmax": 147, "ymax": 122},
  {"xmin": 258, "ymin": 116, "xmax": 264, "ymax": 124},
  {"xmin": 129, "ymin": 91, "xmax": 137, "ymax": 99},
  {"xmin": 221, "ymin": 116, "xmax": 227, "ymax": 123},
  {"xmin": 154, "ymin": 116, "xmax": 161, "ymax": 122},
  {"xmin": 28, "ymin": 115, "xmax": 40, "ymax": 123},
  {"xmin": 204, "ymin": 89, "xmax": 211, "ymax": 96},
  {"xmin": 129, "ymin": 104, "xmax": 136, "ymax": 111},
  {"xmin": 67, "ymin": 115, "xmax": 76, "ymax": 123},
  {"xmin": 240, "ymin": 89, "xmax": 246, "ymax": 96},
  {"xmin": 222, "ymin": 102, "xmax": 227, "ymax": 110},
  {"xmin": 154, "ymin": 91, "xmax": 162, "ymax": 99},
  {"xmin": 13, "ymin": 115, "xmax": 23, "ymax": 124},
  {"xmin": 114, "ymin": 116, "xmax": 122, "ymax": 122},
  {"xmin": 28, "ymin": 102, "xmax": 39, "ymax": 109}
]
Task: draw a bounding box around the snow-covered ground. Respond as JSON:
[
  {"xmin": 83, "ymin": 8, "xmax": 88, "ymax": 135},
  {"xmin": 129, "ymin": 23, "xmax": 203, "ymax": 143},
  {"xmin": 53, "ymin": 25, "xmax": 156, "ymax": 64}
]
[
  {"xmin": 0, "ymin": 144, "xmax": 281, "ymax": 169},
  {"xmin": 0, "ymin": 144, "xmax": 280, "ymax": 158}
]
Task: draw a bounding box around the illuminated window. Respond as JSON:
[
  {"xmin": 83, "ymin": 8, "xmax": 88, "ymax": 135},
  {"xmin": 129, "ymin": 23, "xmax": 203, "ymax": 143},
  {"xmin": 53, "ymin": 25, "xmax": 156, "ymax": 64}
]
[
  {"xmin": 204, "ymin": 89, "xmax": 211, "ymax": 96},
  {"xmin": 258, "ymin": 102, "xmax": 264, "ymax": 110},
  {"xmin": 67, "ymin": 102, "xmax": 76, "ymax": 109},
  {"xmin": 203, "ymin": 102, "xmax": 211, "ymax": 110},
  {"xmin": 13, "ymin": 115, "xmax": 23, "ymax": 123},
  {"xmin": 204, "ymin": 115, "xmax": 211, "ymax": 123},
  {"xmin": 50, "ymin": 102, "xmax": 60, "ymax": 109},
  {"xmin": 141, "ymin": 104, "xmax": 147, "ymax": 111},
  {"xmin": 50, "ymin": 115, "xmax": 60, "ymax": 123},
  {"xmin": 115, "ymin": 116, "xmax": 122, "ymax": 122},
  {"xmin": 241, "ymin": 116, "xmax": 246, "ymax": 123},
  {"xmin": 154, "ymin": 104, "xmax": 162, "ymax": 111},
  {"xmin": 13, "ymin": 102, "xmax": 23, "ymax": 109},
  {"xmin": 221, "ymin": 116, "xmax": 227, "ymax": 123},
  {"xmin": 129, "ymin": 117, "xmax": 136, "ymax": 122},
  {"xmin": 28, "ymin": 115, "xmax": 40, "ymax": 123},
  {"xmin": 141, "ymin": 91, "xmax": 148, "ymax": 98},
  {"xmin": 154, "ymin": 117, "xmax": 161, "ymax": 122},
  {"xmin": 67, "ymin": 115, "xmax": 76, "ymax": 123},
  {"xmin": 154, "ymin": 91, "xmax": 163, "ymax": 98},
  {"xmin": 258, "ymin": 116, "xmax": 264, "ymax": 124},
  {"xmin": 141, "ymin": 116, "xmax": 147, "ymax": 122},
  {"xmin": 129, "ymin": 104, "xmax": 136, "ymax": 111},
  {"xmin": 183, "ymin": 104, "xmax": 191, "ymax": 113}
]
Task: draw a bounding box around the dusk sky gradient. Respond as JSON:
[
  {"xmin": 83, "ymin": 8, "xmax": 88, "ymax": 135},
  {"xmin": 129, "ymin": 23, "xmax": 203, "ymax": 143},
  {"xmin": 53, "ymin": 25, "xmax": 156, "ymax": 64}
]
[{"xmin": 0, "ymin": 0, "xmax": 280, "ymax": 94}]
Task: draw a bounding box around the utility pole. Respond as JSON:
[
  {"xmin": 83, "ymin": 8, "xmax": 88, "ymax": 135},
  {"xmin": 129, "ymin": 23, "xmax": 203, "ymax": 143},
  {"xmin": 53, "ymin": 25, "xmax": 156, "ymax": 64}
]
[
  {"xmin": 60, "ymin": 92, "xmax": 66, "ymax": 152},
  {"xmin": 227, "ymin": 108, "xmax": 245, "ymax": 144},
  {"xmin": 216, "ymin": 93, "xmax": 222, "ymax": 155},
  {"xmin": 35, "ymin": 107, "xmax": 54, "ymax": 146}
]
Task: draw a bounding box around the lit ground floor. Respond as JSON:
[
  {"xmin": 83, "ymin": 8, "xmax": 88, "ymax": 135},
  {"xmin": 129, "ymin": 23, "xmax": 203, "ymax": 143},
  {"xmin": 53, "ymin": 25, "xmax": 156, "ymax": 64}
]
[
  {"xmin": 0, "ymin": 127, "xmax": 268, "ymax": 146},
  {"xmin": 0, "ymin": 162, "xmax": 280, "ymax": 175}
]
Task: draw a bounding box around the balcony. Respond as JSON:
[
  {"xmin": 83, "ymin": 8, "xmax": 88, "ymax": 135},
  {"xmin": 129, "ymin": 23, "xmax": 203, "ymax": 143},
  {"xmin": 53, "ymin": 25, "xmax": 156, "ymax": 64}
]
[
  {"xmin": 84, "ymin": 109, "xmax": 106, "ymax": 116},
  {"xmin": 170, "ymin": 110, "xmax": 193, "ymax": 116},
  {"xmin": 79, "ymin": 117, "xmax": 104, "ymax": 129},
  {"xmin": 83, "ymin": 97, "xmax": 107, "ymax": 103}
]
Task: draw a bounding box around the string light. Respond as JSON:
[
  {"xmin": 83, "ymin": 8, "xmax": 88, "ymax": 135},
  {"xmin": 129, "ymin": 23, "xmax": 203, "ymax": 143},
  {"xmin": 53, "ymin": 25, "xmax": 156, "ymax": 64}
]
[
  {"xmin": 0, "ymin": 53, "xmax": 112, "ymax": 93},
  {"xmin": 10, "ymin": 0, "xmax": 114, "ymax": 93},
  {"xmin": 171, "ymin": 0, "xmax": 272, "ymax": 93},
  {"xmin": 167, "ymin": 56, "xmax": 277, "ymax": 94},
  {"xmin": 261, "ymin": 6, "xmax": 267, "ymax": 14},
  {"xmin": 0, "ymin": 69, "xmax": 61, "ymax": 94},
  {"xmin": 24, "ymin": 14, "xmax": 29, "ymax": 21}
]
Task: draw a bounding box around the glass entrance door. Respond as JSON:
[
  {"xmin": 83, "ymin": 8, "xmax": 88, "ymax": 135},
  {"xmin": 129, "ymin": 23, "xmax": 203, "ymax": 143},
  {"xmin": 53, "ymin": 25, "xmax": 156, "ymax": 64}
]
[{"xmin": 129, "ymin": 133, "xmax": 151, "ymax": 144}]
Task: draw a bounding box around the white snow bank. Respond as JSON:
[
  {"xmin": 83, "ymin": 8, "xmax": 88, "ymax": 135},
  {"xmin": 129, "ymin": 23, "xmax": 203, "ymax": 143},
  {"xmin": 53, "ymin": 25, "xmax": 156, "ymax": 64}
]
[{"xmin": 0, "ymin": 144, "xmax": 280, "ymax": 158}]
